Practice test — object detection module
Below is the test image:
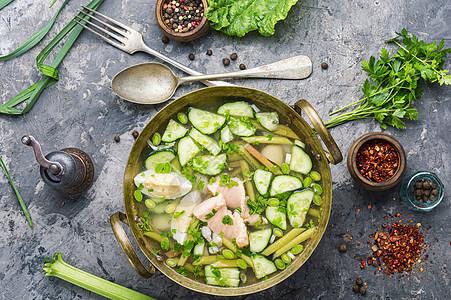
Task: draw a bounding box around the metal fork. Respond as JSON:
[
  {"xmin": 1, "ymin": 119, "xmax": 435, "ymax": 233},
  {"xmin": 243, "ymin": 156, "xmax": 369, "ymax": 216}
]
[{"xmin": 74, "ymin": 6, "xmax": 234, "ymax": 87}]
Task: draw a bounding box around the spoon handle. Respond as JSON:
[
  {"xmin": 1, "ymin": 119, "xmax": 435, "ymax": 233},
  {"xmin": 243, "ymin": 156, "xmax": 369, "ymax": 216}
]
[
  {"xmin": 177, "ymin": 56, "xmax": 313, "ymax": 84},
  {"xmin": 140, "ymin": 44, "xmax": 235, "ymax": 87}
]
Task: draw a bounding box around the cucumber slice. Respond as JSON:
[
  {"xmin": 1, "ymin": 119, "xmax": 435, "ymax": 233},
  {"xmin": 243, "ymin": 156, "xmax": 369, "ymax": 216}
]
[
  {"xmin": 188, "ymin": 107, "xmax": 226, "ymax": 134},
  {"xmin": 249, "ymin": 228, "xmax": 272, "ymax": 253},
  {"xmin": 256, "ymin": 112, "xmax": 279, "ymax": 131},
  {"xmin": 251, "ymin": 255, "xmax": 277, "ymax": 279},
  {"xmin": 290, "ymin": 145, "xmax": 312, "ymax": 174},
  {"xmin": 145, "ymin": 149, "xmax": 176, "ymax": 171},
  {"xmin": 177, "ymin": 136, "xmax": 200, "ymax": 166},
  {"xmin": 193, "ymin": 242, "xmax": 205, "ymax": 256},
  {"xmin": 287, "ymin": 189, "xmax": 315, "ymax": 228},
  {"xmin": 217, "ymin": 101, "xmax": 254, "ymax": 118},
  {"xmin": 220, "ymin": 125, "xmax": 234, "ymax": 144},
  {"xmin": 265, "ymin": 207, "xmax": 287, "ymax": 230},
  {"xmin": 269, "ymin": 175, "xmax": 303, "ymax": 196},
  {"xmin": 205, "ymin": 277, "xmax": 240, "ymax": 287},
  {"xmin": 228, "ymin": 117, "xmax": 256, "ymax": 137},
  {"xmin": 253, "ymin": 169, "xmax": 273, "ymax": 196},
  {"xmin": 161, "ymin": 119, "xmax": 188, "ymax": 142},
  {"xmin": 189, "ymin": 128, "xmax": 221, "ymax": 156},
  {"xmin": 204, "ymin": 265, "xmax": 240, "ymax": 279},
  {"xmin": 192, "ymin": 154, "xmax": 227, "ymax": 175}
]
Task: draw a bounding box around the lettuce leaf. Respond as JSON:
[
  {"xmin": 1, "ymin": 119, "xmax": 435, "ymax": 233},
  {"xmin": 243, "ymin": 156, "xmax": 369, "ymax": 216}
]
[{"xmin": 206, "ymin": 0, "xmax": 300, "ymax": 37}]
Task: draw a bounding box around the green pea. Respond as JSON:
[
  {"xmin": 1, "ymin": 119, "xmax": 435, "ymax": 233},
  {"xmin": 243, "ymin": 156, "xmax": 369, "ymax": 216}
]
[
  {"xmin": 313, "ymin": 194, "xmax": 323, "ymax": 206},
  {"xmin": 155, "ymin": 162, "xmax": 164, "ymax": 173},
  {"xmin": 281, "ymin": 163, "xmax": 290, "ymax": 174},
  {"xmin": 152, "ymin": 133, "xmax": 161, "ymax": 146},
  {"xmin": 222, "ymin": 249, "xmax": 235, "ymax": 260},
  {"xmin": 237, "ymin": 259, "xmax": 247, "ymax": 269},
  {"xmin": 303, "ymin": 176, "xmax": 313, "ymax": 188},
  {"xmin": 134, "ymin": 190, "xmax": 143, "ymax": 202},
  {"xmin": 310, "ymin": 171, "xmax": 321, "ymax": 181},
  {"xmin": 164, "ymin": 162, "xmax": 172, "ymax": 173},
  {"xmin": 177, "ymin": 112, "xmax": 188, "ymax": 124},
  {"xmin": 268, "ymin": 198, "xmax": 280, "ymax": 207},
  {"xmin": 313, "ymin": 183, "xmax": 323, "ymax": 195},
  {"xmin": 273, "ymin": 227, "xmax": 283, "ymax": 237},
  {"xmin": 291, "ymin": 244, "xmax": 304, "ymax": 255},
  {"xmin": 274, "ymin": 258, "xmax": 285, "ymax": 270},
  {"xmin": 281, "ymin": 253, "xmax": 292, "ymax": 264}
]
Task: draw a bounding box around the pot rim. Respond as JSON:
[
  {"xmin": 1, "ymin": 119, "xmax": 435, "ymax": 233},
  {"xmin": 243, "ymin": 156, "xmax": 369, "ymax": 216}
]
[{"xmin": 121, "ymin": 86, "xmax": 337, "ymax": 296}]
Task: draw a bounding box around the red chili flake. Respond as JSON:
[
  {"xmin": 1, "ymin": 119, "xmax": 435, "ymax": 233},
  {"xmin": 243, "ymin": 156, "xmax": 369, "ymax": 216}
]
[
  {"xmin": 360, "ymin": 260, "xmax": 366, "ymax": 269},
  {"xmin": 368, "ymin": 204, "xmax": 372, "ymax": 209},
  {"xmin": 357, "ymin": 209, "xmax": 361, "ymax": 213},
  {"xmin": 356, "ymin": 139, "xmax": 399, "ymax": 182}
]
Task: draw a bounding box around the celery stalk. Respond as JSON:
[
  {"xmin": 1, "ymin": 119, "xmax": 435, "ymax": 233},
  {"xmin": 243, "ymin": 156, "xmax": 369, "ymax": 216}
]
[{"xmin": 43, "ymin": 253, "xmax": 155, "ymax": 300}]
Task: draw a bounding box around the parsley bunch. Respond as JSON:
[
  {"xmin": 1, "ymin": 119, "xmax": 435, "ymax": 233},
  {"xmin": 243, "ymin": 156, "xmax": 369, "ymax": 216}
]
[{"xmin": 325, "ymin": 29, "xmax": 450, "ymax": 129}]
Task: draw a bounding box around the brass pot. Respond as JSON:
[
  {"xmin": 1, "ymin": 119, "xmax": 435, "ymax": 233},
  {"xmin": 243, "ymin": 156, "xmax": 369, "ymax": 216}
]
[{"xmin": 110, "ymin": 86, "xmax": 342, "ymax": 296}]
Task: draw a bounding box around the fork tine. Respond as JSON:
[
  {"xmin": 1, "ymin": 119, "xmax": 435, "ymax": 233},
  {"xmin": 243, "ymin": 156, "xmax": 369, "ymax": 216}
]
[
  {"xmin": 75, "ymin": 14, "xmax": 127, "ymax": 43},
  {"xmin": 74, "ymin": 19, "xmax": 124, "ymax": 49},
  {"xmin": 77, "ymin": 9, "xmax": 127, "ymax": 37},
  {"xmin": 80, "ymin": 5, "xmax": 134, "ymax": 32}
]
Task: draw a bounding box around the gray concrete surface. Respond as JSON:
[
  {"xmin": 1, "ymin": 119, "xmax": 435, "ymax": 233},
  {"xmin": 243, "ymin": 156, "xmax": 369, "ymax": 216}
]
[{"xmin": 0, "ymin": 0, "xmax": 449, "ymax": 299}]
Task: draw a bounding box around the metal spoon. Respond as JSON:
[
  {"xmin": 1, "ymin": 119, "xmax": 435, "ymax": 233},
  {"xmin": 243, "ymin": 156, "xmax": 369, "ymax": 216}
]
[{"xmin": 111, "ymin": 55, "xmax": 312, "ymax": 104}]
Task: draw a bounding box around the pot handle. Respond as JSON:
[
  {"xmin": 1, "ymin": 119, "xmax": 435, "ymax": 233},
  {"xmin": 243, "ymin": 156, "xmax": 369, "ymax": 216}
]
[
  {"xmin": 110, "ymin": 211, "xmax": 155, "ymax": 278},
  {"xmin": 293, "ymin": 99, "xmax": 343, "ymax": 165}
]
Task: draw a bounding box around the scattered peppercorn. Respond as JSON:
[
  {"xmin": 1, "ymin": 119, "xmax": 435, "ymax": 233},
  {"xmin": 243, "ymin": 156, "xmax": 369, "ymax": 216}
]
[
  {"xmin": 360, "ymin": 287, "xmax": 366, "ymax": 295},
  {"xmin": 114, "ymin": 136, "xmax": 120, "ymax": 142},
  {"xmin": 230, "ymin": 52, "xmax": 238, "ymax": 60},
  {"xmin": 161, "ymin": 0, "xmax": 204, "ymax": 33},
  {"xmin": 412, "ymin": 178, "xmax": 439, "ymax": 203},
  {"xmin": 339, "ymin": 244, "xmax": 347, "ymax": 252},
  {"xmin": 206, "ymin": 49, "xmax": 212, "ymax": 56},
  {"xmin": 161, "ymin": 36, "xmax": 169, "ymax": 44},
  {"xmin": 356, "ymin": 139, "xmax": 399, "ymax": 182},
  {"xmin": 132, "ymin": 130, "xmax": 139, "ymax": 139},
  {"xmin": 222, "ymin": 58, "xmax": 230, "ymax": 66},
  {"xmin": 189, "ymin": 53, "xmax": 195, "ymax": 60},
  {"xmin": 352, "ymin": 285, "xmax": 360, "ymax": 293},
  {"xmin": 321, "ymin": 62, "xmax": 328, "ymax": 69},
  {"xmin": 239, "ymin": 63, "xmax": 246, "ymax": 70},
  {"xmin": 356, "ymin": 278, "xmax": 363, "ymax": 286}
]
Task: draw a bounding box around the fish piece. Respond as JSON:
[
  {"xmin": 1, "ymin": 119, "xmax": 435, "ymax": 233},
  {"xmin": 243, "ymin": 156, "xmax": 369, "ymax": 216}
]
[
  {"xmin": 193, "ymin": 194, "xmax": 249, "ymax": 248},
  {"xmin": 171, "ymin": 190, "xmax": 202, "ymax": 244},
  {"xmin": 244, "ymin": 214, "xmax": 268, "ymax": 226},
  {"xmin": 207, "ymin": 177, "xmax": 245, "ymax": 209}
]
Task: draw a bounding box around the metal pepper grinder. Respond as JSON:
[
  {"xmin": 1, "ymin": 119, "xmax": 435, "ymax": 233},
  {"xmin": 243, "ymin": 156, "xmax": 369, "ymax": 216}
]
[{"xmin": 21, "ymin": 135, "xmax": 95, "ymax": 197}]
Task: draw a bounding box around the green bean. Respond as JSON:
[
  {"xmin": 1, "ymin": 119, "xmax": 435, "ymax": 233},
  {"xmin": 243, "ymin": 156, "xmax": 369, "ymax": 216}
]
[
  {"xmin": 143, "ymin": 232, "xmax": 164, "ymax": 242},
  {"xmin": 274, "ymin": 258, "xmax": 285, "ymax": 270},
  {"xmin": 152, "ymin": 132, "xmax": 161, "ymax": 146},
  {"xmin": 261, "ymin": 228, "xmax": 306, "ymax": 256},
  {"xmin": 310, "ymin": 171, "xmax": 321, "ymax": 181},
  {"xmin": 281, "ymin": 163, "xmax": 290, "ymax": 174},
  {"xmin": 240, "ymin": 160, "xmax": 256, "ymax": 202},
  {"xmin": 242, "ymin": 136, "xmax": 293, "ymax": 145},
  {"xmin": 177, "ymin": 112, "xmax": 188, "ymax": 124},
  {"xmin": 303, "ymin": 176, "xmax": 313, "ymax": 188},
  {"xmin": 272, "ymin": 227, "xmax": 316, "ymax": 259},
  {"xmin": 192, "ymin": 255, "xmax": 224, "ymax": 265},
  {"xmin": 307, "ymin": 208, "xmax": 320, "ymax": 218},
  {"xmin": 291, "ymin": 244, "xmax": 304, "ymax": 255},
  {"xmin": 313, "ymin": 183, "xmax": 323, "ymax": 195},
  {"xmin": 210, "ymin": 260, "xmax": 239, "ymax": 268},
  {"xmin": 313, "ymin": 194, "xmax": 323, "ymax": 206},
  {"xmin": 134, "ymin": 190, "xmax": 143, "ymax": 202}
]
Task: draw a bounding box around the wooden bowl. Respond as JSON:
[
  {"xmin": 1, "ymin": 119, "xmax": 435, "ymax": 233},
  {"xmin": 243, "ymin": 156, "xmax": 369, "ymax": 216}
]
[
  {"xmin": 155, "ymin": 0, "xmax": 209, "ymax": 42},
  {"xmin": 347, "ymin": 132, "xmax": 406, "ymax": 191}
]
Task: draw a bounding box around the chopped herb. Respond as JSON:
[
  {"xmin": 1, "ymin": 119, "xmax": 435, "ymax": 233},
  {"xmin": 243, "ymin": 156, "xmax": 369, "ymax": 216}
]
[
  {"xmin": 138, "ymin": 212, "xmax": 153, "ymax": 232},
  {"xmin": 177, "ymin": 267, "xmax": 189, "ymax": 277},
  {"xmin": 210, "ymin": 265, "xmax": 221, "ymax": 280},
  {"xmin": 193, "ymin": 265, "xmax": 204, "ymax": 279},
  {"xmin": 197, "ymin": 180, "xmax": 205, "ymax": 191},
  {"xmin": 174, "ymin": 242, "xmax": 182, "ymax": 252},
  {"xmin": 161, "ymin": 237, "xmax": 169, "ymax": 251},
  {"xmin": 222, "ymin": 215, "xmax": 234, "ymax": 225},
  {"xmin": 209, "ymin": 176, "xmax": 217, "ymax": 183},
  {"xmin": 173, "ymin": 210, "xmax": 186, "ymax": 219},
  {"xmin": 205, "ymin": 209, "xmax": 217, "ymax": 220},
  {"xmin": 138, "ymin": 183, "xmax": 144, "ymax": 190},
  {"xmin": 270, "ymin": 166, "xmax": 279, "ymax": 173},
  {"xmin": 253, "ymin": 141, "xmax": 260, "ymax": 146},
  {"xmin": 219, "ymin": 174, "xmax": 239, "ymax": 188},
  {"xmin": 152, "ymin": 249, "xmax": 161, "ymax": 255},
  {"xmin": 267, "ymin": 133, "xmax": 273, "ymax": 141}
]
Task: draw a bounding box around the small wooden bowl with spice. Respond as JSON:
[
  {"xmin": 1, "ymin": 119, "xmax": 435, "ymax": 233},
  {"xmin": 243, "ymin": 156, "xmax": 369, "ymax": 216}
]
[
  {"xmin": 347, "ymin": 132, "xmax": 406, "ymax": 191},
  {"xmin": 155, "ymin": 0, "xmax": 209, "ymax": 42}
]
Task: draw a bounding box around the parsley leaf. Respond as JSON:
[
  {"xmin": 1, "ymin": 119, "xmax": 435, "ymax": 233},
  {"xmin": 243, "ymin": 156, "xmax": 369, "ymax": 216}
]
[{"xmin": 222, "ymin": 215, "xmax": 234, "ymax": 225}]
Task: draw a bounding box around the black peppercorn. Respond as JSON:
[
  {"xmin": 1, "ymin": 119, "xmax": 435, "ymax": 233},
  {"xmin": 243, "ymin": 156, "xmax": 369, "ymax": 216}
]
[
  {"xmin": 356, "ymin": 278, "xmax": 363, "ymax": 286},
  {"xmin": 161, "ymin": 36, "xmax": 169, "ymax": 44},
  {"xmin": 230, "ymin": 52, "xmax": 238, "ymax": 60},
  {"xmin": 114, "ymin": 136, "xmax": 120, "ymax": 142},
  {"xmin": 206, "ymin": 49, "xmax": 212, "ymax": 56},
  {"xmin": 222, "ymin": 58, "xmax": 230, "ymax": 66},
  {"xmin": 239, "ymin": 63, "xmax": 246, "ymax": 70},
  {"xmin": 189, "ymin": 53, "xmax": 195, "ymax": 60},
  {"xmin": 352, "ymin": 285, "xmax": 360, "ymax": 293},
  {"xmin": 360, "ymin": 287, "xmax": 366, "ymax": 295},
  {"xmin": 321, "ymin": 62, "xmax": 328, "ymax": 69},
  {"xmin": 339, "ymin": 244, "xmax": 347, "ymax": 252},
  {"xmin": 132, "ymin": 130, "xmax": 139, "ymax": 139}
]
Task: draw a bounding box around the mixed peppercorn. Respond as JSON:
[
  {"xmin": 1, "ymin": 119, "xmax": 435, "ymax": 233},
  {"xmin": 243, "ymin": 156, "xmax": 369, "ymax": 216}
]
[
  {"xmin": 162, "ymin": 0, "xmax": 204, "ymax": 33},
  {"xmin": 356, "ymin": 139, "xmax": 399, "ymax": 182}
]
